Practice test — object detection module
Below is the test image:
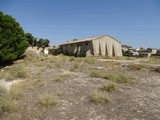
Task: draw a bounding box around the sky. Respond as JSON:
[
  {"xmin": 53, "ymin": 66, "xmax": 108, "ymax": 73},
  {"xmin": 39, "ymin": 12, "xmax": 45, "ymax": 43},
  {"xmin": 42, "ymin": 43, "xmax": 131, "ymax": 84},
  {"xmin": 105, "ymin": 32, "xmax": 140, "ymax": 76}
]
[{"xmin": 0, "ymin": 0, "xmax": 160, "ymax": 48}]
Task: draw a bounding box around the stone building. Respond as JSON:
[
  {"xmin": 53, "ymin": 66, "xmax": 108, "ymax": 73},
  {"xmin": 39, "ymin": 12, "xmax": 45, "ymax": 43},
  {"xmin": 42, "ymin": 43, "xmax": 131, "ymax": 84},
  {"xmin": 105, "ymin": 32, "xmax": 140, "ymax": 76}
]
[{"xmin": 59, "ymin": 35, "xmax": 122, "ymax": 57}]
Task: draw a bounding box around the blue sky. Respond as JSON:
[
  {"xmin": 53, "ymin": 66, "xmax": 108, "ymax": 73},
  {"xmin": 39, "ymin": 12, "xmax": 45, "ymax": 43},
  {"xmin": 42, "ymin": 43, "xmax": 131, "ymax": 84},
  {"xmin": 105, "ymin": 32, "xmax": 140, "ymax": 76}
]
[{"xmin": 0, "ymin": 0, "xmax": 160, "ymax": 48}]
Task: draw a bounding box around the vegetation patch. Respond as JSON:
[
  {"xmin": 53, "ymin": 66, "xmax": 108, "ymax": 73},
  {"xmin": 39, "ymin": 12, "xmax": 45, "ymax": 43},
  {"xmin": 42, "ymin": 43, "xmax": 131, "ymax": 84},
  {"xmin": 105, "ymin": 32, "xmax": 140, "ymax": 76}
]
[
  {"xmin": 90, "ymin": 71, "xmax": 104, "ymax": 78},
  {"xmin": 69, "ymin": 57, "xmax": 75, "ymax": 61},
  {"xmin": 38, "ymin": 92, "xmax": 58, "ymax": 107},
  {"xmin": 90, "ymin": 91, "xmax": 111, "ymax": 104},
  {"xmin": 128, "ymin": 64, "xmax": 146, "ymax": 70},
  {"xmin": 69, "ymin": 64, "xmax": 79, "ymax": 71},
  {"xmin": 154, "ymin": 66, "xmax": 160, "ymax": 73},
  {"xmin": 100, "ymin": 83, "xmax": 117, "ymax": 92},
  {"xmin": 4, "ymin": 65, "xmax": 29, "ymax": 81},
  {"xmin": 90, "ymin": 72, "xmax": 132, "ymax": 83},
  {"xmin": 84, "ymin": 58, "xmax": 95, "ymax": 64},
  {"xmin": 54, "ymin": 75, "xmax": 63, "ymax": 82},
  {"xmin": 0, "ymin": 87, "xmax": 17, "ymax": 113},
  {"xmin": 9, "ymin": 82, "xmax": 26, "ymax": 100},
  {"xmin": 53, "ymin": 73, "xmax": 73, "ymax": 82}
]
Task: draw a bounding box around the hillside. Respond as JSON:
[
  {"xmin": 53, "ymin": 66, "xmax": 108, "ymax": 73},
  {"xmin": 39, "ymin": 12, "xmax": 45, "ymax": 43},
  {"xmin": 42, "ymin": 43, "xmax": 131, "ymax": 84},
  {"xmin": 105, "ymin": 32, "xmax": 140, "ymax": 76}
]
[{"xmin": 0, "ymin": 51, "xmax": 160, "ymax": 120}]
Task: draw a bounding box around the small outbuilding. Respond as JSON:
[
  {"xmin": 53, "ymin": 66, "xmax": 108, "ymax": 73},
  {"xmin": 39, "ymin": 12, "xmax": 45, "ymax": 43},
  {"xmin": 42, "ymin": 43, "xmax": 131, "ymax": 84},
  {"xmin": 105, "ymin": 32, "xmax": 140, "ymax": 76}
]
[{"xmin": 59, "ymin": 35, "xmax": 122, "ymax": 57}]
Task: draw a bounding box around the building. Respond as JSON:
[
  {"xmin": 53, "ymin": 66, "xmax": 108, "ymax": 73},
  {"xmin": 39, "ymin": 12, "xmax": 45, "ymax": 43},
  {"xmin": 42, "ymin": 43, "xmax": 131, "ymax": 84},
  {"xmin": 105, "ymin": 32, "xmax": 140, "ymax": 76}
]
[
  {"xmin": 147, "ymin": 48, "xmax": 160, "ymax": 57},
  {"xmin": 122, "ymin": 44, "xmax": 132, "ymax": 52},
  {"xmin": 59, "ymin": 35, "xmax": 122, "ymax": 57}
]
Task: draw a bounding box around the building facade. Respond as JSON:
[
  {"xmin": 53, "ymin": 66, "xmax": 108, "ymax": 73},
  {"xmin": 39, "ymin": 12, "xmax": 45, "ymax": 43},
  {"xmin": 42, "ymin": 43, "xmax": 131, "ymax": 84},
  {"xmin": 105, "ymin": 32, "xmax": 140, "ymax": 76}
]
[{"xmin": 59, "ymin": 36, "xmax": 122, "ymax": 57}]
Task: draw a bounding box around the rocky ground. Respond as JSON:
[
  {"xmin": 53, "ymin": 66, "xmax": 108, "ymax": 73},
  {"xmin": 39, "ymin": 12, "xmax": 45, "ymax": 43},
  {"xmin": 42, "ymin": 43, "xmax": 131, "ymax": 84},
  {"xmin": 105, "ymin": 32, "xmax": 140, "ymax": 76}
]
[{"xmin": 0, "ymin": 52, "xmax": 160, "ymax": 120}]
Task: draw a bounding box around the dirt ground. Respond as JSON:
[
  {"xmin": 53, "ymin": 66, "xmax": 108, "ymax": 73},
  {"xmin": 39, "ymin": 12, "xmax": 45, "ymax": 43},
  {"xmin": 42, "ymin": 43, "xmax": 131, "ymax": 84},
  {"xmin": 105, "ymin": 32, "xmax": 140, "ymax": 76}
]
[{"xmin": 0, "ymin": 52, "xmax": 160, "ymax": 120}]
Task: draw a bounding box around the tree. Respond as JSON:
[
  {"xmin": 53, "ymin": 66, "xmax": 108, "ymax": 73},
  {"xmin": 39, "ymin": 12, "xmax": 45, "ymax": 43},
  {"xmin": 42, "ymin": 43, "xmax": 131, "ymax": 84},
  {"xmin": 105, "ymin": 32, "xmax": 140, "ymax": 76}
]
[
  {"xmin": 25, "ymin": 33, "xmax": 37, "ymax": 47},
  {"xmin": 0, "ymin": 12, "xmax": 29, "ymax": 62},
  {"xmin": 37, "ymin": 38, "xmax": 50, "ymax": 49}
]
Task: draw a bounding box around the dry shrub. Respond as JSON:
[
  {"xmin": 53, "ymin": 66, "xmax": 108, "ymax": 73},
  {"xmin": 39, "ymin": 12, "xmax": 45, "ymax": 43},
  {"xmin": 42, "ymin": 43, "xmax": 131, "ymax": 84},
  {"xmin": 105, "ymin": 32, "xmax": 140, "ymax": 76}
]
[
  {"xmin": 154, "ymin": 66, "xmax": 160, "ymax": 73},
  {"xmin": 38, "ymin": 92, "xmax": 58, "ymax": 107},
  {"xmin": 84, "ymin": 57, "xmax": 95, "ymax": 64},
  {"xmin": 90, "ymin": 72, "xmax": 132, "ymax": 84},
  {"xmin": 90, "ymin": 71, "xmax": 104, "ymax": 78},
  {"xmin": 0, "ymin": 87, "xmax": 16, "ymax": 113},
  {"xmin": 4, "ymin": 65, "xmax": 29, "ymax": 81},
  {"xmin": 100, "ymin": 83, "xmax": 116, "ymax": 92},
  {"xmin": 69, "ymin": 57, "xmax": 75, "ymax": 61},
  {"xmin": 54, "ymin": 75, "xmax": 62, "ymax": 82},
  {"xmin": 90, "ymin": 91, "xmax": 111, "ymax": 104},
  {"xmin": 128, "ymin": 64, "xmax": 146, "ymax": 70},
  {"xmin": 53, "ymin": 73, "xmax": 72, "ymax": 82},
  {"xmin": 9, "ymin": 81, "xmax": 26, "ymax": 100},
  {"xmin": 69, "ymin": 64, "xmax": 79, "ymax": 71}
]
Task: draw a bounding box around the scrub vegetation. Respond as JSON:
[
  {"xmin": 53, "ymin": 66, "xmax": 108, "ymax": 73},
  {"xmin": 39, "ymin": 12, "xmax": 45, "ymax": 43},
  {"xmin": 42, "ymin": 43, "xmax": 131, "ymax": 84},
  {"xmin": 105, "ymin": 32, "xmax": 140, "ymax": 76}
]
[{"xmin": 0, "ymin": 51, "xmax": 160, "ymax": 120}]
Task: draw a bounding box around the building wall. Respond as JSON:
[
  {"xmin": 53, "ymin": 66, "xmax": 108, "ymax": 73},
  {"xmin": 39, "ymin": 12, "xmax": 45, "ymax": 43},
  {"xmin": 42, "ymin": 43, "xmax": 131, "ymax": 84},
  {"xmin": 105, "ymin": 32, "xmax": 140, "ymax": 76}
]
[
  {"xmin": 60, "ymin": 36, "xmax": 122, "ymax": 57},
  {"xmin": 60, "ymin": 41, "xmax": 94, "ymax": 56},
  {"xmin": 92, "ymin": 36, "xmax": 122, "ymax": 56}
]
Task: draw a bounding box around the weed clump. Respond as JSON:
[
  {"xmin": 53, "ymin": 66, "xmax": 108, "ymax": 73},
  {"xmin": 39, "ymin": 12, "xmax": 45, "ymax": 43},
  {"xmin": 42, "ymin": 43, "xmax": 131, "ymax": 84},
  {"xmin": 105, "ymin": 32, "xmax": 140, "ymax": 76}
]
[
  {"xmin": 69, "ymin": 64, "xmax": 79, "ymax": 71},
  {"xmin": 0, "ymin": 87, "xmax": 16, "ymax": 113},
  {"xmin": 128, "ymin": 64, "xmax": 146, "ymax": 70},
  {"xmin": 90, "ymin": 91, "xmax": 111, "ymax": 104},
  {"xmin": 100, "ymin": 83, "xmax": 116, "ymax": 92},
  {"xmin": 69, "ymin": 57, "xmax": 75, "ymax": 61},
  {"xmin": 54, "ymin": 75, "xmax": 62, "ymax": 82},
  {"xmin": 38, "ymin": 92, "xmax": 58, "ymax": 107},
  {"xmin": 154, "ymin": 66, "xmax": 160, "ymax": 73},
  {"xmin": 4, "ymin": 65, "xmax": 28, "ymax": 81},
  {"xmin": 84, "ymin": 58, "xmax": 95, "ymax": 64},
  {"xmin": 90, "ymin": 72, "xmax": 132, "ymax": 83}
]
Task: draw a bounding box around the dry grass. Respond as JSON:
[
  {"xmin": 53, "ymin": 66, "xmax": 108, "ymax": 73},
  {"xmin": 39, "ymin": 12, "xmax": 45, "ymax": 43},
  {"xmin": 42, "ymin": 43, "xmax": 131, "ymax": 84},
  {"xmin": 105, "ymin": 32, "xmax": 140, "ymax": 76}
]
[
  {"xmin": 54, "ymin": 63, "xmax": 61, "ymax": 68},
  {"xmin": 29, "ymin": 79, "xmax": 48, "ymax": 89},
  {"xmin": 102, "ymin": 56, "xmax": 135, "ymax": 60},
  {"xmin": 90, "ymin": 72, "xmax": 132, "ymax": 83},
  {"xmin": 0, "ymin": 87, "xmax": 17, "ymax": 113},
  {"xmin": 90, "ymin": 91, "xmax": 111, "ymax": 104},
  {"xmin": 100, "ymin": 83, "xmax": 117, "ymax": 92},
  {"xmin": 54, "ymin": 75, "xmax": 62, "ymax": 82},
  {"xmin": 38, "ymin": 92, "xmax": 58, "ymax": 107},
  {"xmin": 9, "ymin": 81, "xmax": 27, "ymax": 100},
  {"xmin": 54, "ymin": 90, "xmax": 63, "ymax": 96},
  {"xmin": 53, "ymin": 73, "xmax": 73, "ymax": 82},
  {"xmin": 69, "ymin": 57, "xmax": 75, "ymax": 61},
  {"xmin": 84, "ymin": 57, "xmax": 96, "ymax": 64},
  {"xmin": 69, "ymin": 64, "xmax": 79, "ymax": 71},
  {"xmin": 4, "ymin": 65, "xmax": 29, "ymax": 81},
  {"xmin": 140, "ymin": 58, "xmax": 160, "ymax": 64},
  {"xmin": 128, "ymin": 64, "xmax": 146, "ymax": 70},
  {"xmin": 154, "ymin": 66, "xmax": 160, "ymax": 73},
  {"xmin": 90, "ymin": 71, "xmax": 104, "ymax": 78}
]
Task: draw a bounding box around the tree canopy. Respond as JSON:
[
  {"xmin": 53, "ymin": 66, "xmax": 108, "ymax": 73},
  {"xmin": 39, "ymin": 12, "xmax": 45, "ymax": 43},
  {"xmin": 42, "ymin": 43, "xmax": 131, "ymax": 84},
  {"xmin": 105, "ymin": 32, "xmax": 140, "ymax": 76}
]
[
  {"xmin": 37, "ymin": 38, "xmax": 50, "ymax": 49},
  {"xmin": 25, "ymin": 33, "xmax": 37, "ymax": 47},
  {"xmin": 0, "ymin": 12, "xmax": 29, "ymax": 62}
]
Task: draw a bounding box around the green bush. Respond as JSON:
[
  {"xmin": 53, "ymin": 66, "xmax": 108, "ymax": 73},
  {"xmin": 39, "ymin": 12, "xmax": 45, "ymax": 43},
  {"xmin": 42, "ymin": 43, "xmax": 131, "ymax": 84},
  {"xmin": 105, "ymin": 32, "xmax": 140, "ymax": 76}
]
[{"xmin": 0, "ymin": 12, "xmax": 29, "ymax": 62}]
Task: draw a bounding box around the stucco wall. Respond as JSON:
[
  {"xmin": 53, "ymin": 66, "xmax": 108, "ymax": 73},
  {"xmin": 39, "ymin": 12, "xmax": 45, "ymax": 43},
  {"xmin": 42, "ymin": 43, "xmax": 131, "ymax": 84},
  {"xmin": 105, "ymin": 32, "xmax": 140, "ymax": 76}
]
[
  {"xmin": 60, "ymin": 41, "xmax": 94, "ymax": 55},
  {"xmin": 60, "ymin": 36, "xmax": 122, "ymax": 57},
  {"xmin": 92, "ymin": 36, "xmax": 122, "ymax": 56}
]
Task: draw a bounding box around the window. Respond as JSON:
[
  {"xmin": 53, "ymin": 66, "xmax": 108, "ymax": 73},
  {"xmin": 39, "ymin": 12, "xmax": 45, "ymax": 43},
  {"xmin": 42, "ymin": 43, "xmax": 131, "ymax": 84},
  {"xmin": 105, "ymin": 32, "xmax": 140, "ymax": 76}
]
[
  {"xmin": 86, "ymin": 43, "xmax": 88, "ymax": 45},
  {"xmin": 65, "ymin": 45, "xmax": 67, "ymax": 47},
  {"xmin": 71, "ymin": 44, "xmax": 73, "ymax": 47}
]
